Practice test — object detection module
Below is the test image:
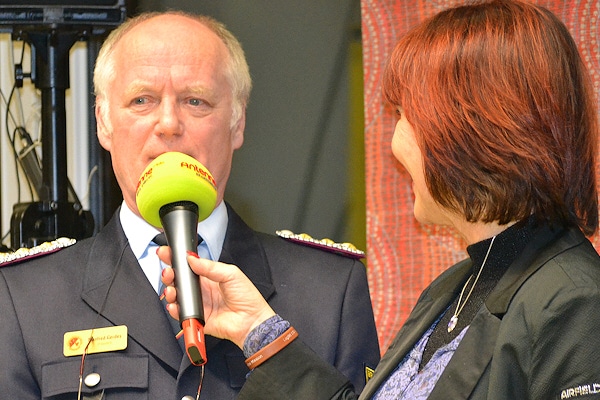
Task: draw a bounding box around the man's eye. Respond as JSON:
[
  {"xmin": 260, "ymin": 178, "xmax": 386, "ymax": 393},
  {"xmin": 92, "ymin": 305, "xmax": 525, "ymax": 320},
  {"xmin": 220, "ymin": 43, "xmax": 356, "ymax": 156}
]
[
  {"xmin": 189, "ymin": 98, "xmax": 204, "ymax": 106},
  {"xmin": 133, "ymin": 97, "xmax": 148, "ymax": 105}
]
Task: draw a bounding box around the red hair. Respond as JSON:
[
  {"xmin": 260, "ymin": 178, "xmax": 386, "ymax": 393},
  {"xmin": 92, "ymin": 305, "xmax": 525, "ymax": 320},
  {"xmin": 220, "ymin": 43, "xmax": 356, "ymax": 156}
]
[{"xmin": 383, "ymin": 0, "xmax": 599, "ymax": 235}]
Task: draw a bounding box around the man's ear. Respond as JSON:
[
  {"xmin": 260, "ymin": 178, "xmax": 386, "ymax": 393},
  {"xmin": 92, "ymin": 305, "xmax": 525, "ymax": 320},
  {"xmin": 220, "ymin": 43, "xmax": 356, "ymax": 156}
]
[
  {"xmin": 95, "ymin": 96, "xmax": 112, "ymax": 151},
  {"xmin": 231, "ymin": 107, "xmax": 246, "ymax": 150}
]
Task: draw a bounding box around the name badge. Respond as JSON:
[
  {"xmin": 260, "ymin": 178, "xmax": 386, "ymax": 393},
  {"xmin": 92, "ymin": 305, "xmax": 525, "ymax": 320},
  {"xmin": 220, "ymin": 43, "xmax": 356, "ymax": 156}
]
[{"xmin": 63, "ymin": 325, "xmax": 128, "ymax": 357}]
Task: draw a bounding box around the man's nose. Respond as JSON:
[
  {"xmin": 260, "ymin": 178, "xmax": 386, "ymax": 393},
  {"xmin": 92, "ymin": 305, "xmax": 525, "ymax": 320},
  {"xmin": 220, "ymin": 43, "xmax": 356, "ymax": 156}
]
[{"xmin": 156, "ymin": 101, "xmax": 183, "ymax": 137}]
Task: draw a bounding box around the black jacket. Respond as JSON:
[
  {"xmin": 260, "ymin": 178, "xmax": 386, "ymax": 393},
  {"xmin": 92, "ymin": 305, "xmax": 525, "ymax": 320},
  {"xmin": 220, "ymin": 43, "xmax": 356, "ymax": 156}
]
[
  {"xmin": 239, "ymin": 225, "xmax": 600, "ymax": 400},
  {"xmin": 0, "ymin": 205, "xmax": 380, "ymax": 399}
]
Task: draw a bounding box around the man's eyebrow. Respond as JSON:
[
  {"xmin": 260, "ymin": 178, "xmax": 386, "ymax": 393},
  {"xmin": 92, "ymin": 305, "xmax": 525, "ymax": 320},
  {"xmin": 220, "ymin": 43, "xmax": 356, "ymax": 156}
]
[
  {"xmin": 120, "ymin": 81, "xmax": 216, "ymax": 99},
  {"xmin": 123, "ymin": 79, "xmax": 154, "ymax": 96},
  {"xmin": 186, "ymin": 86, "xmax": 211, "ymax": 96}
]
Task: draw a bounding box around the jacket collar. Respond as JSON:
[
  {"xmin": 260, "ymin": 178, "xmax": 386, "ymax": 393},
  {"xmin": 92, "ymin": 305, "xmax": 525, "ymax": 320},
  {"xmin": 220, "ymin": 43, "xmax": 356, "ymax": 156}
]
[
  {"xmin": 219, "ymin": 203, "xmax": 275, "ymax": 299},
  {"xmin": 80, "ymin": 212, "xmax": 183, "ymax": 374},
  {"xmin": 486, "ymin": 225, "xmax": 578, "ymax": 315}
]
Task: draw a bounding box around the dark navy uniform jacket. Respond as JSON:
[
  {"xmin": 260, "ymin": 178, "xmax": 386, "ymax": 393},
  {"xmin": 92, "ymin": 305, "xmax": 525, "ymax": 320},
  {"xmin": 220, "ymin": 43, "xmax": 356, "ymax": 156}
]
[{"xmin": 0, "ymin": 204, "xmax": 380, "ymax": 399}]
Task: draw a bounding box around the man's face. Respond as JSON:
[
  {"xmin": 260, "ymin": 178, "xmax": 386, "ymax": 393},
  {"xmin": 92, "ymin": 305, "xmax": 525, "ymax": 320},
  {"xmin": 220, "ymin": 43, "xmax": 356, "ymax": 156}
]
[{"xmin": 96, "ymin": 15, "xmax": 244, "ymax": 216}]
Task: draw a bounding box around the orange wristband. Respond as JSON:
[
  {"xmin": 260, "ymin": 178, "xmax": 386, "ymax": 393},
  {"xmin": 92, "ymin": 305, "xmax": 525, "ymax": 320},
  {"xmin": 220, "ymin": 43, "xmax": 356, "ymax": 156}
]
[{"xmin": 244, "ymin": 326, "xmax": 298, "ymax": 369}]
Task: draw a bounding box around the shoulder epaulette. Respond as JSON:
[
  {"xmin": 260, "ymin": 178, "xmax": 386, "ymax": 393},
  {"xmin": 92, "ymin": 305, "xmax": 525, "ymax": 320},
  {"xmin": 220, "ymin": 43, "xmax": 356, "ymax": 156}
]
[
  {"xmin": 0, "ymin": 237, "xmax": 77, "ymax": 267},
  {"xmin": 276, "ymin": 230, "xmax": 365, "ymax": 259}
]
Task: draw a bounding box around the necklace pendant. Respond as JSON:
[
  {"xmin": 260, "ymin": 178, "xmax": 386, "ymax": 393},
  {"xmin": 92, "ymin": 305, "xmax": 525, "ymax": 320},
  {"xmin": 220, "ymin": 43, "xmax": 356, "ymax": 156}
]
[{"xmin": 448, "ymin": 315, "xmax": 458, "ymax": 333}]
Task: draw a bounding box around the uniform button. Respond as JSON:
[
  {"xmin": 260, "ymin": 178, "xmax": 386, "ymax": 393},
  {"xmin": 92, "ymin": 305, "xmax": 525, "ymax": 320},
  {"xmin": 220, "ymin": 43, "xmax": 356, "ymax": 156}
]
[
  {"xmin": 181, "ymin": 396, "xmax": 195, "ymax": 400},
  {"xmin": 84, "ymin": 372, "xmax": 101, "ymax": 387}
]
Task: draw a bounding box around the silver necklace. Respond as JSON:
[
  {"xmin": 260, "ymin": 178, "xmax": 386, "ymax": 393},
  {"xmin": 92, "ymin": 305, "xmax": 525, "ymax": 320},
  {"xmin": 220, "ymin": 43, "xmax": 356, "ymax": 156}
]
[{"xmin": 447, "ymin": 235, "xmax": 496, "ymax": 333}]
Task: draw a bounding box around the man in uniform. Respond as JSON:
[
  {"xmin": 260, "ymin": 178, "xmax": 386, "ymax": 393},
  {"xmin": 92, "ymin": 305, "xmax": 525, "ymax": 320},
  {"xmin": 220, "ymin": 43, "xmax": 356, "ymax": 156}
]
[{"xmin": 0, "ymin": 11, "xmax": 379, "ymax": 399}]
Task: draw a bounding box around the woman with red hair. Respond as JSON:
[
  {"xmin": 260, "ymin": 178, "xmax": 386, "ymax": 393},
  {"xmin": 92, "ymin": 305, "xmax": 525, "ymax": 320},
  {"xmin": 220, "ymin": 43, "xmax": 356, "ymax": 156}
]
[{"xmin": 162, "ymin": 0, "xmax": 600, "ymax": 398}]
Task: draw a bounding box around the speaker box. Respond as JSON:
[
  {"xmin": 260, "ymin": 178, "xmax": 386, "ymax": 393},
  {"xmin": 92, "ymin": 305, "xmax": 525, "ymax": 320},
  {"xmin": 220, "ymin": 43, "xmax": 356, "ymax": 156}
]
[{"xmin": 0, "ymin": 0, "xmax": 127, "ymax": 33}]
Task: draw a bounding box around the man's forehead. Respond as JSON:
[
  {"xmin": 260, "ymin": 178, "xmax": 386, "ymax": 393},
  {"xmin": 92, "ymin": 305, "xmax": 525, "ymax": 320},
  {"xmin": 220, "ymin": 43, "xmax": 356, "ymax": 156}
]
[
  {"xmin": 114, "ymin": 28, "xmax": 228, "ymax": 73},
  {"xmin": 123, "ymin": 15, "xmax": 221, "ymax": 49}
]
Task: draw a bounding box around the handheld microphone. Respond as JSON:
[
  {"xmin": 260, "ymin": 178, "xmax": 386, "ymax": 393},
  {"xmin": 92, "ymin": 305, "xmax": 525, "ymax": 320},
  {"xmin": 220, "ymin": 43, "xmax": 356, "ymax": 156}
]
[{"xmin": 136, "ymin": 152, "xmax": 217, "ymax": 366}]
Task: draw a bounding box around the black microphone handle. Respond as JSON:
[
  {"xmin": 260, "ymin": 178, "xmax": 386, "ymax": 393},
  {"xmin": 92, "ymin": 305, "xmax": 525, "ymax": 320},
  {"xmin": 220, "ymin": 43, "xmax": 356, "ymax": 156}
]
[{"xmin": 159, "ymin": 201, "xmax": 204, "ymax": 324}]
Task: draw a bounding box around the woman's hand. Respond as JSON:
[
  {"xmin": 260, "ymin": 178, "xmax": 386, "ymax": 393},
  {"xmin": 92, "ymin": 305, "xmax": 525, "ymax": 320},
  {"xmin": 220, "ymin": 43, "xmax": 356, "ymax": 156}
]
[{"xmin": 158, "ymin": 247, "xmax": 276, "ymax": 349}]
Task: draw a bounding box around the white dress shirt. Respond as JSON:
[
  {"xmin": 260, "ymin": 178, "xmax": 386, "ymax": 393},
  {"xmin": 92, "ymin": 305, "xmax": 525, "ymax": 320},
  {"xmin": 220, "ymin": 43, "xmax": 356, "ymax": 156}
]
[{"xmin": 120, "ymin": 200, "xmax": 228, "ymax": 294}]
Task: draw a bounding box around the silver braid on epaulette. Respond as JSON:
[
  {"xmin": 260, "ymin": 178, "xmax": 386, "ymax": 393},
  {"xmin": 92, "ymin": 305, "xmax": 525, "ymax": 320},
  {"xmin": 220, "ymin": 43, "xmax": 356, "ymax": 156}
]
[{"xmin": 0, "ymin": 237, "xmax": 77, "ymax": 265}]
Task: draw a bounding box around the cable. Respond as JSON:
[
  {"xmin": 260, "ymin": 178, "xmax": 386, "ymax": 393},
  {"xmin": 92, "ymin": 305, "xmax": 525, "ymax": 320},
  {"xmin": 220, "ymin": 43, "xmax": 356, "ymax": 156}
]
[
  {"xmin": 5, "ymin": 86, "xmax": 23, "ymax": 204},
  {"xmin": 1, "ymin": 39, "xmax": 32, "ymax": 245},
  {"xmin": 80, "ymin": 165, "xmax": 99, "ymax": 211},
  {"xmin": 15, "ymin": 126, "xmax": 40, "ymax": 199},
  {"xmin": 1, "ymin": 86, "xmax": 25, "ymax": 246},
  {"xmin": 0, "ymin": 86, "xmax": 19, "ymax": 129}
]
